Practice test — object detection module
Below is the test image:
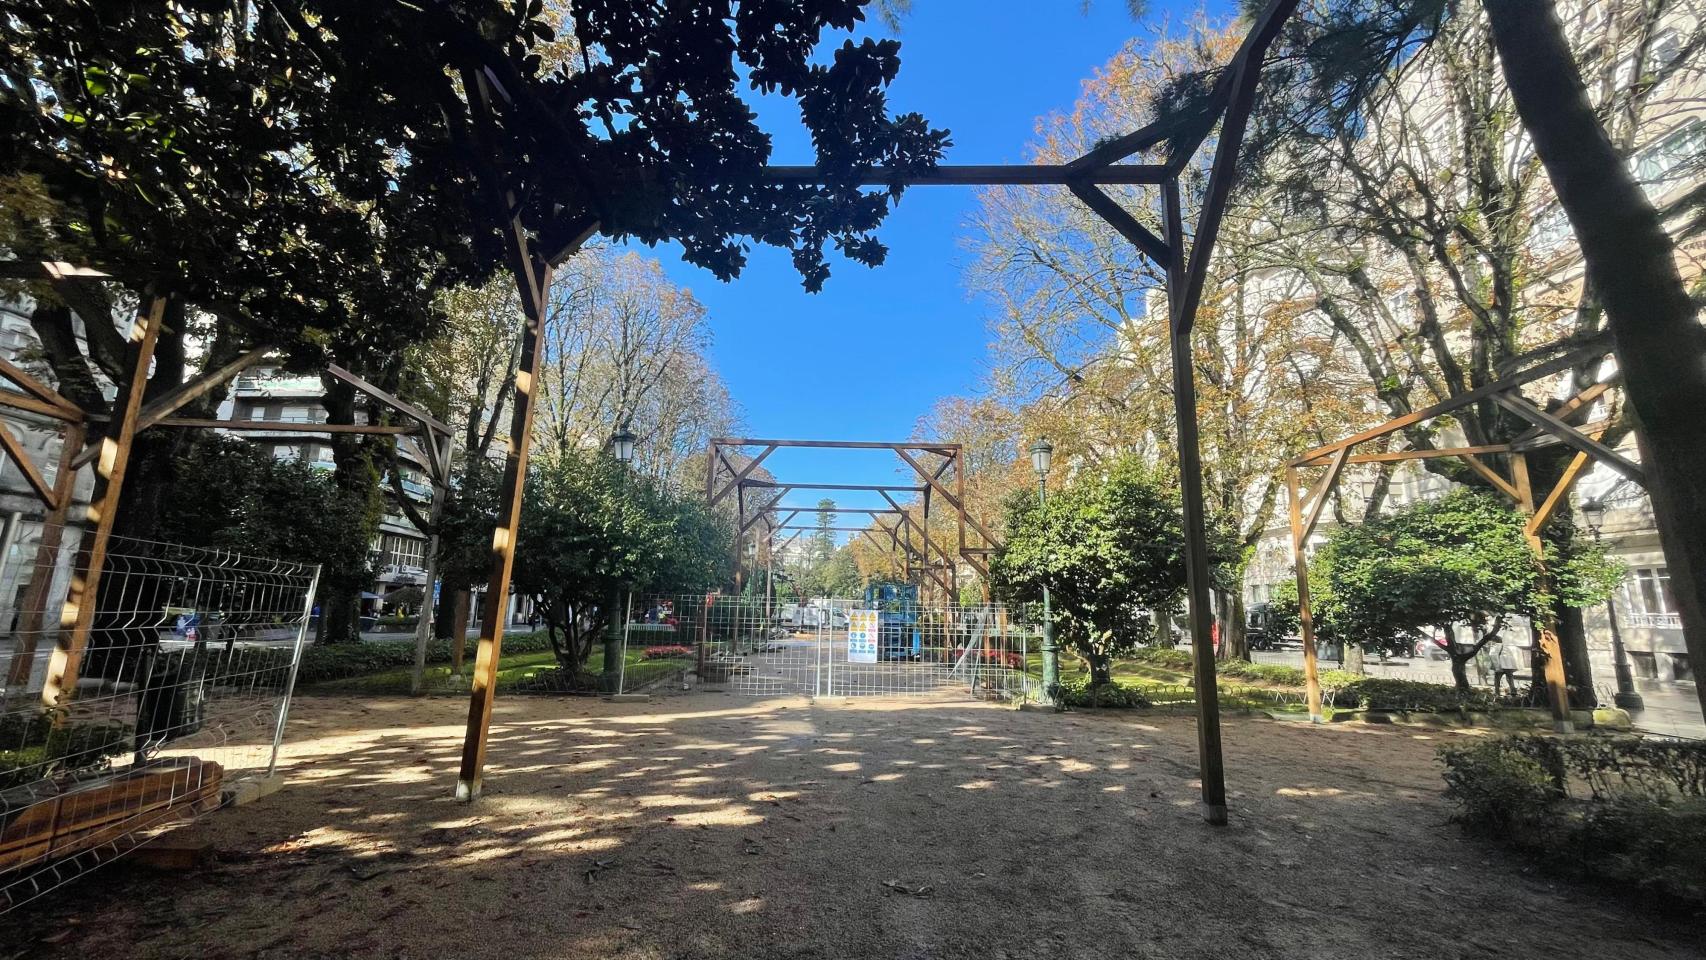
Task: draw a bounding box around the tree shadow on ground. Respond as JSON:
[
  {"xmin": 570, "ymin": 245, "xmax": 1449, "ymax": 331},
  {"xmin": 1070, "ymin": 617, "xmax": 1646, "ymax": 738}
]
[{"xmin": 3, "ymin": 692, "xmax": 1701, "ymax": 960}]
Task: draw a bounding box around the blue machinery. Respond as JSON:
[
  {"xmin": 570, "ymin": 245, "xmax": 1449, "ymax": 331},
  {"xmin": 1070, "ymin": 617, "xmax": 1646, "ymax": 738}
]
[{"xmin": 864, "ymin": 582, "xmax": 922, "ymax": 662}]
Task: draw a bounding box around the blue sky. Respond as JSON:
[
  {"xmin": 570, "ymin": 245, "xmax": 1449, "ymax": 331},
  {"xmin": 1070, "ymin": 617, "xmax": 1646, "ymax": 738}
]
[{"xmin": 635, "ymin": 2, "xmax": 1223, "ymax": 532}]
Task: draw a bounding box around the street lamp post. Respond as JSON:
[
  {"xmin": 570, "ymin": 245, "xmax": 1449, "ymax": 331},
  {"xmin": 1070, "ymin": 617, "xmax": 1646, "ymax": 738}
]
[
  {"xmin": 1030, "ymin": 439, "xmax": 1058, "ymax": 707},
  {"xmin": 1581, "ymin": 498, "xmax": 1644, "ymax": 711},
  {"xmin": 603, "ymin": 424, "xmax": 637, "ymax": 692}
]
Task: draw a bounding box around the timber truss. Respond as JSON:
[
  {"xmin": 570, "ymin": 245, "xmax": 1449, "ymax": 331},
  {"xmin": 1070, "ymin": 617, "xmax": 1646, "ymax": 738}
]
[
  {"xmin": 704, "ymin": 438, "xmax": 1001, "ymax": 598},
  {"xmin": 1282, "ymin": 339, "xmax": 1643, "ymax": 728},
  {"xmin": 6, "ymin": 0, "xmax": 1311, "ymax": 821},
  {"xmin": 0, "ymin": 275, "xmax": 453, "ymax": 706}
]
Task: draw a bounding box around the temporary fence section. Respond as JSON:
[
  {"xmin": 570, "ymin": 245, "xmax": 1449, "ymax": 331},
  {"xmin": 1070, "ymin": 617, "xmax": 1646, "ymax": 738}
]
[
  {"xmin": 657, "ymin": 594, "xmax": 1031, "ymax": 701},
  {"xmin": 0, "ymin": 528, "xmax": 318, "ymax": 913}
]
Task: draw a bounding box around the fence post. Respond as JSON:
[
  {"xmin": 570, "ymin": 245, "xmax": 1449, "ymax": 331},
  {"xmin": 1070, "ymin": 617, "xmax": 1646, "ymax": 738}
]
[{"xmin": 270, "ymin": 563, "xmax": 322, "ymax": 777}]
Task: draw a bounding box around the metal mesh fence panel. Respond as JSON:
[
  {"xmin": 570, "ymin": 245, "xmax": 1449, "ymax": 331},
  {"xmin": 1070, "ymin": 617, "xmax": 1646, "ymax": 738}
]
[
  {"xmin": 0, "ymin": 526, "xmax": 318, "ymax": 913},
  {"xmin": 656, "ymin": 594, "xmax": 1031, "ymax": 701}
]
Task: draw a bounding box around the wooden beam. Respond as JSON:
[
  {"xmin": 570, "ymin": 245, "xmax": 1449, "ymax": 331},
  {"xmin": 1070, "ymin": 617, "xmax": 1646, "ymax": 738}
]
[
  {"xmin": 740, "ymin": 481, "xmax": 925, "ymax": 494},
  {"xmin": 1289, "ymin": 343, "xmax": 1611, "ymax": 466},
  {"xmin": 1510, "ymin": 453, "xmax": 1574, "ymax": 728},
  {"xmin": 1527, "ymin": 448, "xmax": 1596, "ymax": 539},
  {"xmin": 0, "ymin": 421, "xmax": 59, "ymax": 509},
  {"xmin": 326, "ymin": 363, "xmax": 453, "ymax": 438},
  {"xmin": 709, "ymin": 437, "xmax": 960, "ymax": 451},
  {"xmin": 41, "ymin": 296, "xmax": 165, "ymax": 708},
  {"xmin": 738, "ymin": 486, "xmax": 791, "ymax": 535},
  {"xmin": 892, "ymin": 447, "xmax": 1003, "ymax": 548},
  {"xmin": 0, "ymin": 387, "xmax": 82, "ymax": 423},
  {"xmin": 4, "ymin": 422, "xmax": 82, "ymax": 688},
  {"xmin": 1461, "ymin": 453, "xmax": 1521, "ymax": 501},
  {"xmin": 1490, "ymin": 393, "xmax": 1644, "ymax": 485},
  {"xmin": 456, "ymin": 65, "xmax": 601, "ymax": 802},
  {"xmin": 1510, "ymin": 378, "xmax": 1616, "ymax": 448},
  {"xmin": 1162, "ymin": 176, "xmax": 1228, "ymax": 824},
  {"xmin": 708, "ymin": 444, "xmax": 778, "ymax": 507},
  {"xmin": 1297, "ymin": 444, "xmax": 1510, "ymax": 466},
  {"xmin": 135, "ymin": 346, "xmax": 272, "ymax": 431},
  {"xmin": 1300, "ymin": 447, "xmax": 1349, "ymax": 543},
  {"xmin": 1067, "ymin": 182, "xmax": 1171, "ymax": 263},
  {"xmin": 150, "ymin": 418, "xmax": 416, "ymax": 435},
  {"xmin": 0, "ymin": 356, "xmax": 81, "ymax": 418},
  {"xmin": 1285, "ymin": 467, "xmax": 1325, "ymax": 722},
  {"xmin": 758, "ymin": 164, "xmax": 1169, "ymax": 186}
]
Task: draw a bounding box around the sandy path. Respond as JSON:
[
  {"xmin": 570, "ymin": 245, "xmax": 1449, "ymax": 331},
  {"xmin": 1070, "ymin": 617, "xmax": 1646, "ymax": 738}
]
[{"xmin": 3, "ymin": 692, "xmax": 1699, "ymax": 960}]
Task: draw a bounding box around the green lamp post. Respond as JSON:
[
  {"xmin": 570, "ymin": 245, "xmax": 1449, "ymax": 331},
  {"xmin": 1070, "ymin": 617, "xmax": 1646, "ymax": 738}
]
[
  {"xmin": 602, "ymin": 424, "xmax": 638, "ymax": 692},
  {"xmin": 1030, "ymin": 438, "xmax": 1058, "ymax": 706}
]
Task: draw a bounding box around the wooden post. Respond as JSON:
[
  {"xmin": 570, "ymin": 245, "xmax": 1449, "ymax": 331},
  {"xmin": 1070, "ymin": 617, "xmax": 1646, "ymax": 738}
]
[
  {"xmin": 41, "ymin": 296, "xmax": 165, "ymax": 709},
  {"xmin": 1164, "ymin": 178, "xmax": 1227, "ymax": 825},
  {"xmin": 5, "ymin": 421, "xmax": 85, "ymax": 690},
  {"xmin": 410, "ymin": 431, "xmax": 454, "ymax": 696},
  {"xmin": 1510, "ymin": 453, "xmax": 1574, "ymax": 730},
  {"xmin": 455, "ymin": 240, "xmax": 554, "ymax": 801},
  {"xmin": 1285, "ymin": 467, "xmax": 1324, "ymax": 721}
]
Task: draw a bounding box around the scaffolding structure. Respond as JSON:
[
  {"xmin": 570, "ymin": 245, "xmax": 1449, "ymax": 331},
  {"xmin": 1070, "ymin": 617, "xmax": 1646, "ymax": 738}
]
[{"xmin": 1282, "ymin": 342, "xmax": 1642, "ymax": 728}]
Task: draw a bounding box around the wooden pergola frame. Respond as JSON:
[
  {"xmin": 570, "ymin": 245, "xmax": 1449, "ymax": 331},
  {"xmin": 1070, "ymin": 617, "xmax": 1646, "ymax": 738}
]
[
  {"xmin": 1282, "ymin": 341, "xmax": 1641, "ymax": 728},
  {"xmin": 3, "ymin": 0, "xmax": 1306, "ymax": 825},
  {"xmin": 0, "ymin": 278, "xmax": 455, "ymax": 701},
  {"xmin": 704, "ymin": 436, "xmax": 998, "ymax": 600}
]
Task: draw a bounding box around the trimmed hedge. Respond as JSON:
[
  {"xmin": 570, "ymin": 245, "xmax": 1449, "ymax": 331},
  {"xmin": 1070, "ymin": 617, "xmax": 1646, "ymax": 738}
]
[
  {"xmin": 294, "ymin": 630, "xmax": 553, "ymax": 685},
  {"xmin": 1440, "ymin": 735, "xmax": 1706, "ymax": 909},
  {"xmin": 1055, "ymin": 676, "xmax": 1152, "ymax": 709},
  {"xmin": 1126, "ymin": 646, "xmax": 1501, "ymax": 714}
]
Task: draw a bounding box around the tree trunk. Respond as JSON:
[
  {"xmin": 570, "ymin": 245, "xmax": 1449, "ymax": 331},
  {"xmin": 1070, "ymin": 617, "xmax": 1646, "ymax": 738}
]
[
  {"xmin": 1345, "ymin": 642, "xmax": 1365, "ymax": 675},
  {"xmin": 1441, "ymin": 624, "xmax": 1471, "ymax": 693},
  {"xmin": 1088, "ymin": 651, "xmax": 1113, "ymax": 687},
  {"xmin": 1482, "ymin": 0, "xmax": 1706, "ymax": 722},
  {"xmin": 450, "ymin": 589, "xmax": 471, "ymax": 672},
  {"xmin": 1557, "ymin": 605, "xmax": 1596, "ymax": 709},
  {"xmin": 319, "ymin": 377, "xmax": 379, "ymax": 644},
  {"xmin": 1225, "ymin": 590, "xmax": 1251, "ymax": 662},
  {"xmin": 1154, "ymin": 607, "xmax": 1174, "ymax": 648}
]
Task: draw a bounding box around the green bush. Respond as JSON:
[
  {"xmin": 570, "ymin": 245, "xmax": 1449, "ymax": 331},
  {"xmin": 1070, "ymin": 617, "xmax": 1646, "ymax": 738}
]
[
  {"xmin": 1440, "ymin": 735, "xmax": 1706, "ymax": 910},
  {"xmin": 1439, "ymin": 738, "xmax": 1559, "ymax": 830},
  {"xmin": 1056, "ymin": 676, "xmax": 1152, "ymax": 709},
  {"xmin": 1128, "ymin": 647, "xmax": 1192, "ymax": 669},
  {"xmin": 294, "ymin": 630, "xmax": 553, "ymax": 685},
  {"xmin": 1325, "ymin": 676, "xmax": 1499, "ymax": 713}
]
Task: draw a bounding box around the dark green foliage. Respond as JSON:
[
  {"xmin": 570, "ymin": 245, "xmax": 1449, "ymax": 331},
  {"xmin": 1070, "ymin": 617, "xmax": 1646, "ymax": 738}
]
[
  {"xmin": 0, "ymin": 712, "xmax": 133, "ymax": 790},
  {"xmin": 1440, "ymin": 735, "xmax": 1706, "ymax": 909},
  {"xmin": 989, "ymin": 457, "xmax": 1236, "ymax": 684},
  {"xmin": 512, "ymin": 452, "xmax": 734, "ymax": 669},
  {"xmin": 1056, "ymin": 676, "xmax": 1152, "ymax": 709},
  {"xmin": 155, "ymin": 437, "xmax": 373, "ymax": 568},
  {"xmin": 1325, "ymin": 676, "xmax": 1500, "ymax": 713},
  {"xmin": 293, "ymin": 631, "xmax": 552, "ymax": 687},
  {"xmin": 1272, "ymin": 491, "xmax": 1621, "ymax": 687}
]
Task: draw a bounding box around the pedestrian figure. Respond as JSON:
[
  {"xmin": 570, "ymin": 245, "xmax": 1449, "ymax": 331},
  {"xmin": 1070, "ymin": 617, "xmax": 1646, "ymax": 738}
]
[{"xmin": 1491, "ymin": 637, "xmax": 1521, "ymax": 695}]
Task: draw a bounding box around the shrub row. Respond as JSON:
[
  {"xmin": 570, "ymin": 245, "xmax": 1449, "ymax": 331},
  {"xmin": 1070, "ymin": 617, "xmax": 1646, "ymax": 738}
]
[
  {"xmin": 1125, "ymin": 646, "xmax": 1503, "ymax": 714},
  {"xmin": 294, "ymin": 630, "xmax": 553, "ymax": 685},
  {"xmin": 1440, "ymin": 735, "xmax": 1706, "ymax": 909},
  {"xmin": 640, "ymin": 644, "xmax": 694, "ymax": 661},
  {"xmin": 1055, "ymin": 676, "xmax": 1152, "ymax": 709}
]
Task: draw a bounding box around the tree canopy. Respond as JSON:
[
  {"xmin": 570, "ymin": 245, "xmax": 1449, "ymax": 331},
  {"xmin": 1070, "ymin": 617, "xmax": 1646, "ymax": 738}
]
[
  {"xmin": 1278, "ymin": 490, "xmax": 1622, "ymax": 690},
  {"xmin": 512, "ymin": 450, "xmax": 733, "ymax": 672},
  {"xmin": 988, "ymin": 457, "xmax": 1235, "ymax": 683}
]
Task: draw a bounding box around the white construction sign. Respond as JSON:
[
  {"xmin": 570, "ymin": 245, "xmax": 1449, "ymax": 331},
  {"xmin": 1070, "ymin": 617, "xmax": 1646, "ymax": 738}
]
[{"xmin": 847, "ymin": 609, "xmax": 880, "ymax": 663}]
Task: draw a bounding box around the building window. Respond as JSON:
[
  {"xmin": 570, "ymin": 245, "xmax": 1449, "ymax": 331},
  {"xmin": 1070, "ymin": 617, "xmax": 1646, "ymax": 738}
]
[
  {"xmin": 1627, "ymin": 566, "xmax": 1675, "ymax": 616},
  {"xmin": 1632, "ymin": 120, "xmax": 1706, "ymax": 198},
  {"xmin": 1668, "ymin": 652, "xmax": 1694, "ymax": 683},
  {"xmin": 1530, "ymin": 205, "xmax": 1574, "ymax": 254},
  {"xmin": 1651, "ymin": 29, "xmax": 1684, "ymax": 72},
  {"xmin": 1628, "ymin": 650, "xmax": 1659, "ymax": 680},
  {"xmin": 272, "ymin": 443, "xmax": 301, "ymax": 461}
]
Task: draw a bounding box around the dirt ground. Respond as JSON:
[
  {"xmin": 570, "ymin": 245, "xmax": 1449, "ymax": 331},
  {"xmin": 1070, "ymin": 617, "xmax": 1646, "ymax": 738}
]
[{"xmin": 4, "ymin": 692, "xmax": 1701, "ymax": 960}]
